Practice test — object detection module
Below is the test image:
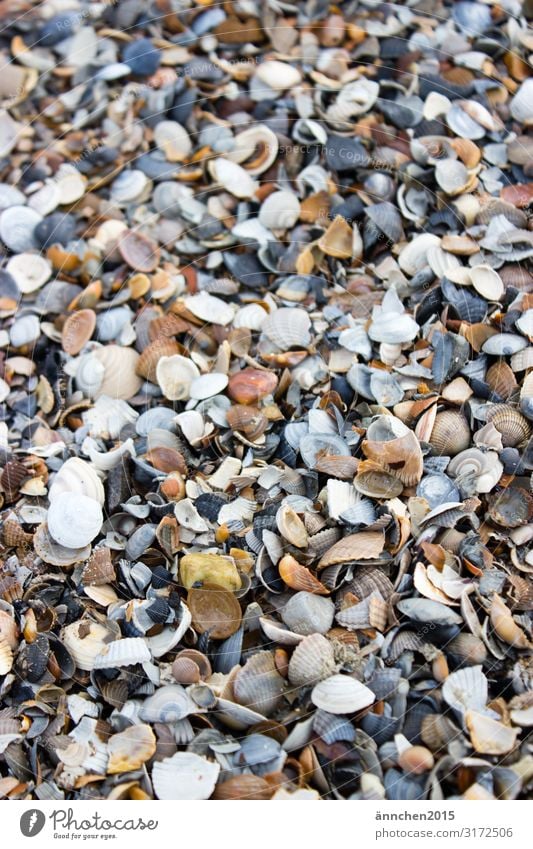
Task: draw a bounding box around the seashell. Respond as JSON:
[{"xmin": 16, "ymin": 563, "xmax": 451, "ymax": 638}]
[
  {"xmin": 152, "ymin": 752, "xmax": 220, "ymax": 801},
  {"xmin": 84, "ymin": 396, "xmax": 138, "ymax": 440},
  {"xmin": 318, "ymin": 216, "xmax": 353, "ymax": 259},
  {"xmin": 184, "ymin": 292, "xmax": 235, "ymax": 326},
  {"xmin": 233, "ymin": 304, "xmax": 268, "ymax": 331},
  {"xmin": 6, "ymin": 253, "xmax": 51, "ymax": 294},
  {"xmin": 0, "ymin": 611, "xmax": 19, "ymax": 650},
  {"xmin": 233, "ymin": 651, "xmax": 286, "ymax": 716},
  {"xmin": 62, "ymin": 620, "xmax": 119, "ymax": 671},
  {"xmin": 225, "ymin": 125, "xmax": 278, "ymax": 176},
  {"xmin": 61, "ymin": 309, "xmax": 96, "ymax": 356},
  {"xmin": 262, "ymin": 308, "xmax": 311, "ymax": 350},
  {"xmin": 278, "ymin": 555, "xmax": 329, "ymax": 595},
  {"xmin": 490, "ymin": 594, "xmax": 530, "ymax": 648},
  {"xmin": 139, "ymin": 685, "xmax": 198, "ymax": 723},
  {"xmin": 0, "ymin": 637, "xmax": 13, "ymax": 675},
  {"xmin": 137, "ymin": 337, "xmax": 180, "ymax": 383},
  {"xmin": 93, "ymin": 637, "xmax": 151, "ymax": 669},
  {"xmin": 420, "ymin": 714, "xmax": 461, "ymax": 752},
  {"xmin": 336, "ymin": 591, "xmax": 387, "ymax": 631},
  {"xmin": 213, "ymin": 775, "xmax": 272, "ymax": 800},
  {"xmin": 34, "ymin": 522, "xmax": 91, "ymax": 567},
  {"xmin": 49, "ymin": 457, "xmax": 105, "ymax": 506},
  {"xmin": 397, "ymin": 598, "xmax": 462, "ymax": 626},
  {"xmin": 288, "ymin": 634, "xmax": 337, "ymax": 687},
  {"xmin": 520, "ymin": 371, "xmax": 533, "ymax": 419},
  {"xmin": 276, "ymin": 504, "xmax": 308, "ymax": 548},
  {"xmin": 187, "ymin": 583, "xmax": 242, "ymax": 639},
  {"xmin": 485, "ymin": 405, "xmax": 531, "ymax": 448},
  {"xmin": 10, "ymin": 314, "xmax": 40, "ymax": 347},
  {"xmin": 228, "ymin": 368, "xmax": 278, "ymax": 405},
  {"xmin": 362, "ymin": 415, "xmax": 423, "ymax": 486},
  {"xmin": 226, "ymin": 405, "xmax": 268, "ymax": 440},
  {"xmin": 435, "ymin": 159, "xmax": 470, "ymax": 195},
  {"xmin": 82, "ymin": 548, "xmax": 116, "ymax": 586},
  {"xmin": 299, "ymin": 433, "xmax": 351, "ymax": 470},
  {"xmin": 470, "ymin": 265, "xmax": 504, "ymax": 301},
  {"xmin": 510, "ymin": 78, "xmax": 533, "ymax": 124},
  {"xmin": 429, "ymin": 410, "xmax": 471, "ymax": 456},
  {"xmin": 311, "ymin": 674, "xmax": 375, "ymax": 715},
  {"xmin": 482, "ymin": 333, "xmax": 528, "ymax": 356},
  {"xmin": 189, "ymin": 373, "xmax": 229, "ymax": 401},
  {"xmin": 313, "ymin": 710, "xmax": 355, "ymax": 745},
  {"xmin": 118, "ymin": 230, "xmax": 160, "ymax": 273},
  {"xmin": 447, "ymin": 633, "xmax": 487, "ymax": 665},
  {"xmin": 180, "ymin": 553, "xmax": 241, "ymax": 592},
  {"xmin": 354, "ymin": 461, "xmax": 404, "ymax": 499},
  {"xmin": 487, "ymin": 487, "xmax": 532, "ymax": 527},
  {"xmin": 465, "ymin": 710, "xmax": 518, "ymax": 755},
  {"xmin": 281, "ymin": 592, "xmax": 335, "ymax": 636},
  {"xmin": 208, "ymin": 158, "xmax": 258, "ymax": 199},
  {"xmin": 76, "ymin": 346, "xmax": 142, "ymax": 400},
  {"xmin": 47, "ymin": 492, "xmax": 103, "ymax": 548},
  {"xmin": 259, "ymin": 191, "xmax": 301, "ymax": 230},
  {"xmin": 154, "ymin": 120, "xmax": 191, "ymax": 161},
  {"xmin": 317, "ymin": 531, "xmax": 385, "ymax": 569},
  {"xmin": 107, "ymin": 725, "xmax": 156, "ymax": 774},
  {"xmin": 447, "ymin": 448, "xmax": 502, "ymax": 494},
  {"xmin": 486, "ymin": 362, "xmax": 517, "ymax": 399},
  {"xmin": 442, "ymin": 665, "xmax": 488, "ymax": 717},
  {"xmin": 259, "ymin": 617, "xmax": 304, "ymax": 646},
  {"xmin": 2, "ymin": 518, "xmax": 33, "ymax": 547},
  {"xmin": 0, "ymin": 206, "xmax": 41, "ymax": 253}
]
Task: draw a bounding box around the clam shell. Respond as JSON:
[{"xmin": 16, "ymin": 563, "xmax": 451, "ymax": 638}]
[
  {"xmin": 137, "ymin": 337, "xmax": 180, "ymax": 383},
  {"xmin": 336, "ymin": 591, "xmax": 387, "ymax": 631},
  {"xmin": 225, "ymin": 125, "xmax": 278, "ymax": 176},
  {"xmin": 154, "ymin": 120, "xmax": 191, "ymax": 161},
  {"xmin": 76, "ymin": 346, "xmax": 142, "ymax": 400},
  {"xmin": 485, "ymin": 404, "xmax": 531, "ymax": 447},
  {"xmin": 213, "ymin": 775, "xmax": 272, "ymax": 800},
  {"xmin": 318, "ymin": 215, "xmax": 353, "ymax": 259},
  {"xmin": 209, "ymin": 158, "xmax": 258, "ymax": 199},
  {"xmin": 233, "ymin": 651, "xmax": 286, "ymax": 716},
  {"xmin": 465, "ymin": 710, "xmax": 518, "ymax": 755},
  {"xmin": 62, "ymin": 620, "xmax": 119, "ymax": 671},
  {"xmin": 49, "ymin": 457, "xmax": 105, "ymax": 506},
  {"xmin": 152, "ymin": 752, "xmax": 220, "ymax": 800},
  {"xmin": 188, "ymin": 583, "xmax": 242, "ymax": 639},
  {"xmin": 354, "ymin": 461, "xmax": 404, "ymax": 498},
  {"xmin": 93, "ymin": 637, "xmax": 151, "ymax": 669},
  {"xmin": 278, "ymin": 554, "xmax": 329, "ymax": 595},
  {"xmin": 6, "ymin": 253, "xmax": 51, "ymax": 294},
  {"xmin": 184, "ymin": 292, "xmax": 235, "ymax": 326},
  {"xmin": 0, "ymin": 206, "xmax": 41, "ymax": 253},
  {"xmin": 47, "ymin": 492, "xmax": 103, "ymax": 548},
  {"xmin": 259, "ymin": 191, "xmax": 301, "ymax": 230},
  {"xmin": 262, "ymin": 308, "xmax": 311, "ymax": 349},
  {"xmin": 447, "ymin": 633, "xmax": 487, "ymax": 665},
  {"xmin": 61, "ymin": 310, "xmax": 96, "ymax": 356},
  {"xmin": 442, "ymin": 665, "xmax": 488, "ymax": 717},
  {"xmin": 317, "ymin": 531, "xmax": 385, "ymax": 569},
  {"xmin": 139, "ymin": 684, "xmax": 198, "ymax": 723},
  {"xmin": 397, "ymin": 598, "xmax": 462, "ymax": 626},
  {"xmin": 33, "ymin": 523, "xmax": 91, "ymax": 567},
  {"xmin": 470, "ymin": 265, "xmax": 504, "ymax": 301},
  {"xmin": 228, "ymin": 368, "xmax": 278, "ymax": 404},
  {"xmin": 482, "ymin": 333, "xmax": 528, "ymax": 356},
  {"xmin": 118, "ymin": 230, "xmax": 160, "ymax": 272},
  {"xmin": 311, "ymin": 674, "xmax": 375, "ymax": 714},
  {"xmin": 0, "ymin": 637, "xmax": 13, "ymax": 675},
  {"xmin": 179, "ymin": 553, "xmax": 241, "ymax": 592},
  {"xmin": 281, "ymin": 592, "xmax": 335, "ymax": 636},
  {"xmin": 288, "ymin": 634, "xmax": 337, "ymax": 687},
  {"xmin": 429, "ymin": 410, "xmax": 471, "ymax": 456},
  {"xmin": 107, "ymin": 725, "xmax": 156, "ymax": 774},
  {"xmin": 363, "ymin": 415, "xmax": 423, "ymax": 485},
  {"xmin": 276, "ymin": 504, "xmax": 308, "ymax": 548}
]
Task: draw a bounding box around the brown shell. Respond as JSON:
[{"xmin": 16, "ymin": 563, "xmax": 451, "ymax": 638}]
[
  {"xmin": 344, "ymin": 565, "xmax": 394, "ymax": 601},
  {"xmin": 485, "ymin": 362, "xmax": 517, "ymax": 400},
  {"xmin": 187, "ymin": 583, "xmax": 242, "ymax": 639},
  {"xmin": 228, "ymin": 368, "xmax": 278, "ymax": 404},
  {"xmin": 173, "ymin": 649, "xmax": 212, "ymax": 679},
  {"xmin": 61, "ymin": 309, "xmax": 96, "ymax": 356},
  {"xmin": 1, "ymin": 519, "xmax": 33, "ymax": 547},
  {"xmin": 447, "ymin": 633, "xmax": 487, "ymax": 665},
  {"xmin": 136, "ymin": 337, "xmax": 180, "ymax": 382},
  {"xmin": 226, "ymin": 405, "xmax": 268, "ymax": 440},
  {"xmin": 485, "ymin": 404, "xmax": 532, "ymax": 447},
  {"xmin": 212, "ymin": 775, "xmax": 272, "ymax": 800},
  {"xmin": 81, "ymin": 547, "xmax": 116, "ymax": 586},
  {"xmin": 1, "ymin": 461, "xmax": 32, "ymax": 501},
  {"xmin": 119, "ymin": 230, "xmax": 160, "ymax": 272},
  {"xmin": 314, "ymin": 454, "xmax": 359, "ymax": 479},
  {"xmin": 278, "ymin": 554, "xmax": 330, "ymax": 595},
  {"xmin": 148, "ymin": 314, "xmax": 189, "ymax": 340},
  {"xmin": 171, "ymin": 656, "xmax": 201, "ymax": 685},
  {"xmin": 487, "ymin": 487, "xmax": 533, "ymax": 528},
  {"xmin": 353, "ymin": 460, "xmax": 403, "ymax": 498},
  {"xmin": 0, "ymin": 577, "xmax": 22, "ymax": 603},
  {"xmin": 362, "ymin": 430, "xmax": 423, "ymax": 486},
  {"xmin": 317, "ymin": 531, "xmax": 385, "ymax": 570},
  {"xmin": 429, "ymin": 410, "xmax": 471, "ymax": 456}
]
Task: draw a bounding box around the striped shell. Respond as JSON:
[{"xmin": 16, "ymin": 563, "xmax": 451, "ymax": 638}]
[
  {"xmin": 288, "ymin": 634, "xmax": 337, "ymax": 687},
  {"xmin": 233, "ymin": 651, "xmax": 286, "ymax": 716},
  {"xmin": 281, "ymin": 592, "xmax": 335, "ymax": 636},
  {"xmin": 485, "ymin": 404, "xmax": 532, "ymax": 447},
  {"xmin": 429, "ymin": 410, "xmax": 471, "ymax": 456},
  {"xmin": 311, "ymin": 674, "xmax": 375, "ymax": 714}
]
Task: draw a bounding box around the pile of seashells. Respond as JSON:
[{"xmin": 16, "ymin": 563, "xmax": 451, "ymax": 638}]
[{"xmin": 0, "ymin": 0, "xmax": 532, "ymax": 801}]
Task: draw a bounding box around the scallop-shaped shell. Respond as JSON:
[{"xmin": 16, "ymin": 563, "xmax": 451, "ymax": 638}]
[
  {"xmin": 118, "ymin": 230, "xmax": 160, "ymax": 272},
  {"xmin": 336, "ymin": 591, "xmax": 387, "ymax": 631},
  {"xmin": 485, "ymin": 404, "xmax": 532, "ymax": 447},
  {"xmin": 362, "ymin": 415, "xmax": 423, "ymax": 486},
  {"xmin": 420, "ymin": 714, "xmax": 461, "ymax": 751},
  {"xmin": 442, "ymin": 665, "xmax": 488, "ymax": 716},
  {"xmin": 6, "ymin": 252, "xmax": 51, "ymax": 293},
  {"xmin": 311, "ymin": 674, "xmax": 375, "ymax": 714},
  {"xmin": 49, "ymin": 457, "xmax": 105, "ymax": 506},
  {"xmin": 317, "ymin": 531, "xmax": 385, "ymax": 569},
  {"xmin": 278, "ymin": 554, "xmax": 329, "ymax": 595},
  {"xmin": 62, "ymin": 309, "xmax": 96, "ymax": 356},
  {"xmin": 137, "ymin": 337, "xmax": 180, "ymax": 383},
  {"xmin": 152, "ymin": 752, "xmax": 220, "ymax": 800},
  {"xmin": 0, "ymin": 611, "xmax": 18, "ymax": 650},
  {"xmin": 262, "ymin": 308, "xmax": 311, "ymax": 350},
  {"xmin": 154, "ymin": 120, "xmax": 192, "ymax": 161},
  {"xmin": 156, "ymin": 354, "xmax": 200, "ymax": 400},
  {"xmin": 139, "ymin": 684, "xmax": 198, "ymax": 723},
  {"xmin": 47, "ymin": 492, "xmax": 103, "ymax": 548},
  {"xmin": 33, "ymin": 522, "xmax": 91, "ymax": 567},
  {"xmin": 429, "ymin": 410, "xmax": 471, "ymax": 456},
  {"xmin": 281, "ymin": 592, "xmax": 335, "ymax": 636},
  {"xmin": 62, "ymin": 620, "xmax": 119, "ymax": 671},
  {"xmin": 93, "ymin": 637, "xmax": 151, "ymax": 669},
  {"xmin": 288, "ymin": 634, "xmax": 337, "ymax": 687},
  {"xmin": 107, "ymin": 725, "xmax": 156, "ymax": 774},
  {"xmin": 233, "ymin": 303, "xmax": 269, "ymax": 331},
  {"xmin": 447, "ymin": 633, "xmax": 487, "ymax": 665},
  {"xmin": 486, "ymin": 361, "xmax": 517, "ymax": 399},
  {"xmin": 0, "ymin": 637, "xmax": 13, "ymax": 675},
  {"xmin": 233, "ymin": 651, "xmax": 286, "ymax": 716}
]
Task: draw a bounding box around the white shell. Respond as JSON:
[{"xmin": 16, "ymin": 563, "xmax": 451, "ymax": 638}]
[
  {"xmin": 281, "ymin": 592, "xmax": 335, "ymax": 636},
  {"xmin": 189, "ymin": 372, "xmax": 229, "ymax": 400},
  {"xmin": 62, "ymin": 620, "xmax": 118, "ymax": 671},
  {"xmin": 311, "ymin": 674, "xmax": 375, "ymax": 714},
  {"xmin": 154, "ymin": 120, "xmax": 192, "ymax": 160},
  {"xmin": 442, "ymin": 665, "xmax": 488, "ymax": 717},
  {"xmin": 208, "ymin": 158, "xmax": 258, "ymax": 199},
  {"xmin": 262, "ymin": 307, "xmax": 312, "ymax": 349},
  {"xmin": 47, "ymin": 492, "xmax": 103, "ymax": 548},
  {"xmin": 49, "ymin": 457, "xmax": 105, "ymax": 506},
  {"xmin": 259, "ymin": 191, "xmax": 301, "ymax": 230},
  {"xmin": 139, "ymin": 684, "xmax": 198, "ymax": 722},
  {"xmin": 255, "ymin": 60, "xmax": 302, "ymax": 91},
  {"xmin": 184, "ymin": 291, "xmax": 235, "ymax": 326},
  {"xmin": 233, "ymin": 303, "xmax": 269, "ymax": 330},
  {"xmin": 6, "ymin": 253, "xmax": 52, "ymax": 293},
  {"xmin": 152, "ymin": 752, "xmax": 220, "ymax": 800},
  {"xmin": 288, "ymin": 634, "xmax": 337, "ymax": 687},
  {"xmin": 83, "ymin": 396, "xmax": 139, "ymax": 439},
  {"xmin": 225, "ymin": 124, "xmax": 279, "ymax": 175},
  {"xmin": 510, "ymin": 78, "xmax": 533, "ymax": 124},
  {"xmin": 156, "ymin": 354, "xmax": 200, "ymax": 401},
  {"xmin": 470, "ymin": 265, "xmax": 504, "ymax": 301},
  {"xmin": 92, "ymin": 637, "xmax": 151, "ymax": 669}
]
